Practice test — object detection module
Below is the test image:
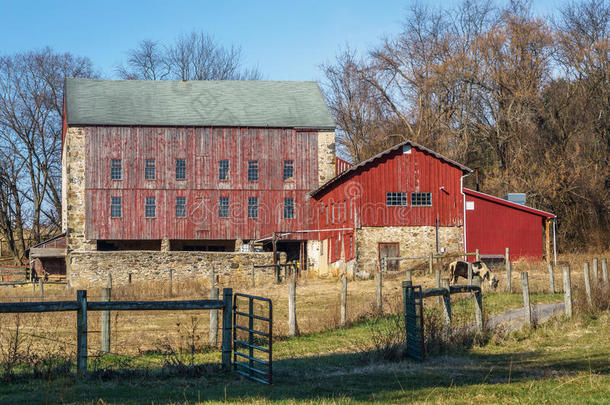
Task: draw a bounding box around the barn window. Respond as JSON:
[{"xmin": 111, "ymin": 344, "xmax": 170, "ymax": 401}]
[
  {"xmin": 248, "ymin": 197, "xmax": 258, "ymax": 218},
  {"xmin": 111, "ymin": 159, "xmax": 122, "ymax": 180},
  {"xmin": 145, "ymin": 197, "xmax": 156, "ymax": 218},
  {"xmin": 248, "ymin": 161, "xmax": 258, "ymax": 181},
  {"xmin": 411, "ymin": 192, "xmax": 432, "ymax": 206},
  {"xmin": 386, "ymin": 192, "xmax": 407, "ymax": 206},
  {"xmin": 145, "ymin": 159, "xmax": 155, "ymax": 180},
  {"xmin": 176, "ymin": 159, "xmax": 186, "ymax": 180},
  {"xmin": 219, "ymin": 160, "xmax": 229, "ymax": 180},
  {"xmin": 219, "ymin": 197, "xmax": 229, "ymax": 218},
  {"xmin": 284, "ymin": 198, "xmax": 294, "ymax": 219},
  {"xmin": 283, "ymin": 160, "xmax": 294, "ymax": 181},
  {"xmin": 110, "ymin": 197, "xmax": 122, "ymax": 218},
  {"xmin": 176, "ymin": 197, "xmax": 186, "ymax": 218}
]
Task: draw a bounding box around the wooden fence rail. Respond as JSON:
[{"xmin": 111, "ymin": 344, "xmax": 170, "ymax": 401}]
[{"xmin": 0, "ymin": 289, "xmax": 233, "ymax": 376}]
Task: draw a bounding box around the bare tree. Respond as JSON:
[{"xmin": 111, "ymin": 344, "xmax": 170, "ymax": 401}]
[
  {"xmin": 0, "ymin": 48, "xmax": 96, "ymax": 260},
  {"xmin": 117, "ymin": 31, "xmax": 262, "ymax": 81}
]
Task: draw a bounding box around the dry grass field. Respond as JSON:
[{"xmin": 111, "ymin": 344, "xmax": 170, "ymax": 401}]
[{"xmin": 0, "ymin": 253, "xmax": 604, "ymax": 359}]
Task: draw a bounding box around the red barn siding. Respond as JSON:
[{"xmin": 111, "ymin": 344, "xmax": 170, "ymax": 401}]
[
  {"xmin": 85, "ymin": 127, "xmax": 318, "ymax": 240},
  {"xmin": 313, "ymin": 146, "xmax": 465, "ymax": 241},
  {"xmin": 464, "ymin": 189, "xmax": 555, "ymax": 261}
]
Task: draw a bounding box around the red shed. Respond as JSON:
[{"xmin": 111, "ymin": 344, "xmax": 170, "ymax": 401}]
[{"xmin": 464, "ymin": 189, "xmax": 556, "ymax": 261}]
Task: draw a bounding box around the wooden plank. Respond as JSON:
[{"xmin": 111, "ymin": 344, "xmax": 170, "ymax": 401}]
[
  {"xmin": 86, "ymin": 299, "xmax": 224, "ymax": 311},
  {"xmin": 29, "ymin": 248, "xmax": 66, "ymax": 258}
]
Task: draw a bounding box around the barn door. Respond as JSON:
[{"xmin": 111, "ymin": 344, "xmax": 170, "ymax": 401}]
[{"xmin": 379, "ymin": 243, "xmax": 399, "ymax": 272}]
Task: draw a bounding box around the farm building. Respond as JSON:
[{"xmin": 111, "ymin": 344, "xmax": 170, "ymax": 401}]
[
  {"xmin": 308, "ymin": 140, "xmax": 472, "ymax": 276},
  {"xmin": 50, "ymin": 78, "xmax": 556, "ymax": 286},
  {"xmin": 464, "ymin": 189, "xmax": 556, "ymax": 262},
  {"xmin": 27, "ymin": 233, "xmax": 67, "ymax": 280},
  {"xmin": 60, "ymin": 78, "xmax": 336, "ymax": 286},
  {"xmin": 308, "ymin": 141, "xmax": 557, "ymax": 276}
]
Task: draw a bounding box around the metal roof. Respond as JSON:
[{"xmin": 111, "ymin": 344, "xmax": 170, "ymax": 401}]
[
  {"xmin": 464, "ymin": 188, "xmax": 556, "ymax": 218},
  {"xmin": 64, "ymin": 79, "xmax": 336, "ymax": 129},
  {"xmin": 310, "ymin": 140, "xmax": 472, "ymax": 197}
]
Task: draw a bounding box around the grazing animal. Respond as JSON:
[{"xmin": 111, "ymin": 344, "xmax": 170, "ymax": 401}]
[{"xmin": 448, "ymin": 260, "xmax": 499, "ymax": 289}]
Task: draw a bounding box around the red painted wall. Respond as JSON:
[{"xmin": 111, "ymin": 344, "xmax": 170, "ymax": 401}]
[
  {"xmin": 85, "ymin": 126, "xmax": 319, "ymax": 240},
  {"xmin": 465, "ymin": 190, "xmax": 551, "ymax": 260},
  {"xmin": 313, "ymin": 146, "xmax": 465, "ymax": 242}
]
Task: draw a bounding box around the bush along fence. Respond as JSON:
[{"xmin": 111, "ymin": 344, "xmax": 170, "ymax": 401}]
[{"xmin": 402, "ymin": 276, "xmax": 484, "ymax": 360}]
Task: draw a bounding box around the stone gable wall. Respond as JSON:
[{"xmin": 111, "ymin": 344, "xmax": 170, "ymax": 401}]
[
  {"xmin": 317, "ymin": 131, "xmax": 336, "ymax": 186},
  {"xmin": 64, "ymin": 126, "xmax": 96, "ymax": 252}
]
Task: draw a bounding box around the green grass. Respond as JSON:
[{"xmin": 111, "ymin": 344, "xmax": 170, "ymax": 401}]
[{"xmin": 1, "ymin": 300, "xmax": 608, "ymax": 404}]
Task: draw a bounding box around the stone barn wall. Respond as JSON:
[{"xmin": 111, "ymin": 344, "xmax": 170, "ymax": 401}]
[{"xmin": 67, "ymin": 251, "xmax": 276, "ymax": 288}]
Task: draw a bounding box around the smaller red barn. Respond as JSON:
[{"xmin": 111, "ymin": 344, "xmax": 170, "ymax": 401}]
[{"xmin": 464, "ymin": 189, "xmax": 555, "ymax": 261}]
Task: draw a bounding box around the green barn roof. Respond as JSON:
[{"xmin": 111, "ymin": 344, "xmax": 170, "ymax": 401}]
[{"xmin": 64, "ymin": 79, "xmax": 335, "ymax": 129}]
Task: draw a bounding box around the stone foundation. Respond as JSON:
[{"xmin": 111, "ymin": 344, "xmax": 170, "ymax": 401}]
[
  {"xmin": 67, "ymin": 250, "xmax": 275, "ymax": 288},
  {"xmin": 355, "ymin": 226, "xmax": 463, "ymax": 273}
]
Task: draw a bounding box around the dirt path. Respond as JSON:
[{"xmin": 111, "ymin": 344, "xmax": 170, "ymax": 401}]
[{"xmin": 487, "ymin": 302, "xmax": 565, "ymax": 331}]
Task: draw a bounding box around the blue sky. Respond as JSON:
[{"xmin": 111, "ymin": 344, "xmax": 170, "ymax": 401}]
[{"xmin": 1, "ymin": 0, "xmax": 563, "ymax": 81}]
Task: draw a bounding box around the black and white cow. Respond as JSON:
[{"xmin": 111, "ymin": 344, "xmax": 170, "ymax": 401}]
[{"xmin": 448, "ymin": 260, "xmax": 499, "ymax": 289}]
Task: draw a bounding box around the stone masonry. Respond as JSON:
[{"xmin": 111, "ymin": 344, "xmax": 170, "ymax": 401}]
[
  {"xmin": 317, "ymin": 131, "xmax": 336, "ymax": 187},
  {"xmin": 355, "ymin": 226, "xmax": 463, "ymax": 273},
  {"xmin": 67, "ymin": 251, "xmax": 275, "ymax": 288},
  {"xmin": 64, "ymin": 126, "xmax": 96, "ymax": 252}
]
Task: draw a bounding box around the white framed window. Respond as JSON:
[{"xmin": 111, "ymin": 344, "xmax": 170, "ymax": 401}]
[
  {"xmin": 386, "ymin": 192, "xmax": 408, "ymax": 206},
  {"xmin": 176, "ymin": 196, "xmax": 186, "ymax": 218},
  {"xmin": 110, "ymin": 197, "xmax": 122, "ymax": 218},
  {"xmin": 411, "ymin": 192, "xmax": 432, "ymax": 207},
  {"xmin": 111, "ymin": 159, "xmax": 122, "ymax": 180},
  {"xmin": 145, "ymin": 197, "xmax": 156, "ymax": 218}
]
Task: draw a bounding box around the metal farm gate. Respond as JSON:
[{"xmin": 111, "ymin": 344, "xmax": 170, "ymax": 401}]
[
  {"xmin": 402, "ymin": 282, "xmax": 425, "ymax": 360},
  {"xmin": 233, "ymin": 293, "xmax": 273, "ymax": 384}
]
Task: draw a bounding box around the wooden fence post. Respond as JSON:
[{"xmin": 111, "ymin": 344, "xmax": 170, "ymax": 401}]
[
  {"xmin": 467, "ymin": 262, "xmax": 473, "ymax": 286},
  {"xmin": 107, "ymin": 273, "xmax": 113, "ymax": 289},
  {"xmin": 602, "ymin": 258, "xmax": 609, "ymax": 284},
  {"xmin": 39, "ymin": 279, "xmax": 44, "ymax": 300},
  {"xmin": 592, "ymin": 258, "xmax": 599, "ymax": 283},
  {"xmin": 101, "ymin": 287, "xmax": 111, "ymax": 353},
  {"xmin": 76, "ymin": 290, "xmax": 88, "ymax": 377},
  {"xmin": 288, "ymin": 277, "xmax": 298, "ymax": 336},
  {"xmin": 521, "ymin": 272, "xmax": 532, "ymax": 326},
  {"xmin": 32, "ymin": 281, "xmax": 35, "ymax": 294},
  {"xmin": 562, "ymin": 266, "xmax": 572, "ymax": 318},
  {"xmin": 441, "ymin": 278, "xmax": 451, "ymax": 339},
  {"xmin": 340, "ymin": 275, "xmax": 347, "ymax": 327},
  {"xmin": 209, "ymin": 285, "xmax": 219, "ymax": 346},
  {"xmin": 128, "ymin": 272, "xmax": 132, "ymax": 284},
  {"xmin": 583, "ymin": 263, "xmax": 592, "ymax": 307},
  {"xmin": 250, "ymin": 264, "xmax": 255, "ymax": 288},
  {"xmin": 548, "ymin": 263, "xmax": 555, "ymax": 294},
  {"xmin": 168, "ymin": 269, "xmax": 173, "ymax": 298},
  {"xmin": 221, "ymin": 288, "xmax": 233, "ymax": 370},
  {"xmin": 472, "ymin": 276, "xmax": 483, "ymax": 332},
  {"xmin": 476, "ymin": 249, "xmax": 480, "ymax": 262},
  {"xmin": 435, "ymin": 268, "xmax": 441, "ymax": 304},
  {"xmin": 406, "ymin": 269, "xmax": 412, "ymax": 283},
  {"xmin": 428, "ymin": 252, "xmax": 433, "ymax": 275},
  {"xmin": 376, "ymin": 260, "xmax": 383, "ymax": 315},
  {"xmin": 506, "ymin": 261, "xmax": 512, "ymax": 294}
]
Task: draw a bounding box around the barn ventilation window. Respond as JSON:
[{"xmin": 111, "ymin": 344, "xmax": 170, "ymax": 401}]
[
  {"xmin": 145, "ymin": 197, "xmax": 156, "ymax": 218},
  {"xmin": 219, "ymin": 197, "xmax": 229, "ymax": 218},
  {"xmin": 110, "ymin": 197, "xmax": 122, "ymax": 218},
  {"xmin": 219, "ymin": 160, "xmax": 229, "ymax": 180},
  {"xmin": 176, "ymin": 197, "xmax": 186, "ymax": 218},
  {"xmin": 283, "ymin": 160, "xmax": 294, "ymax": 181},
  {"xmin": 176, "ymin": 159, "xmax": 186, "ymax": 180},
  {"xmin": 111, "ymin": 159, "xmax": 122, "ymax": 180},
  {"xmin": 248, "ymin": 197, "xmax": 258, "ymax": 218},
  {"xmin": 284, "ymin": 198, "xmax": 295, "ymax": 219},
  {"xmin": 386, "ymin": 192, "xmax": 408, "ymax": 206},
  {"xmin": 248, "ymin": 161, "xmax": 258, "ymax": 181},
  {"xmin": 411, "ymin": 192, "xmax": 432, "ymax": 206},
  {"xmin": 145, "ymin": 159, "xmax": 155, "ymax": 180}
]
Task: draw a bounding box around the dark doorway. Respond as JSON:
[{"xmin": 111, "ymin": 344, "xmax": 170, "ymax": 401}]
[{"xmin": 378, "ymin": 242, "xmax": 399, "ymax": 272}]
